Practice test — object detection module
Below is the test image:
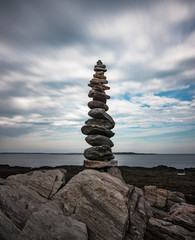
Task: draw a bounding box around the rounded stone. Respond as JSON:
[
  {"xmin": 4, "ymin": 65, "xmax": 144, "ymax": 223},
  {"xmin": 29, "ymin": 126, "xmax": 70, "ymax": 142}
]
[
  {"xmin": 88, "ymin": 109, "xmax": 115, "ymax": 124},
  {"xmin": 81, "ymin": 125, "xmax": 115, "ymax": 138},
  {"xmin": 85, "ymin": 118, "xmax": 115, "ymax": 130},
  {"xmin": 84, "ymin": 145, "xmax": 115, "ymax": 160},
  {"xmin": 94, "ymin": 67, "xmax": 107, "ymax": 72},
  {"xmin": 85, "ymin": 135, "xmax": 114, "ymax": 147},
  {"xmin": 90, "ymin": 79, "xmax": 108, "ymax": 84},
  {"xmin": 88, "ymin": 101, "xmax": 109, "ymax": 111},
  {"xmin": 88, "ymin": 83, "xmax": 110, "ymax": 91},
  {"xmin": 93, "ymin": 74, "xmax": 107, "ymax": 79},
  {"xmin": 88, "ymin": 90, "xmax": 109, "ymax": 99},
  {"xmin": 92, "ymin": 85, "xmax": 104, "ymax": 92}
]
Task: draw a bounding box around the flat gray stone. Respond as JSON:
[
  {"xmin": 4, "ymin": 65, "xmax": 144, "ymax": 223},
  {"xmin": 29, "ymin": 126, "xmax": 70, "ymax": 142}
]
[
  {"xmin": 81, "ymin": 125, "xmax": 115, "ymax": 138},
  {"xmin": 88, "ymin": 101, "xmax": 109, "ymax": 111},
  {"xmin": 85, "ymin": 118, "xmax": 115, "ymax": 129},
  {"xmin": 85, "ymin": 135, "xmax": 114, "ymax": 147},
  {"xmin": 90, "ymin": 78, "xmax": 108, "ymax": 84},
  {"xmin": 88, "ymin": 89, "xmax": 110, "ymax": 99},
  {"xmin": 94, "ymin": 67, "xmax": 107, "ymax": 72},
  {"xmin": 84, "ymin": 160, "xmax": 118, "ymax": 168},
  {"xmin": 88, "ymin": 108, "xmax": 115, "ymax": 124},
  {"xmin": 84, "ymin": 145, "xmax": 114, "ymax": 160}
]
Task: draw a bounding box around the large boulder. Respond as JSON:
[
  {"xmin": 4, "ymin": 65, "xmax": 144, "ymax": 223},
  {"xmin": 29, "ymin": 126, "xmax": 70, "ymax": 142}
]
[{"xmin": 53, "ymin": 169, "xmax": 130, "ymax": 240}]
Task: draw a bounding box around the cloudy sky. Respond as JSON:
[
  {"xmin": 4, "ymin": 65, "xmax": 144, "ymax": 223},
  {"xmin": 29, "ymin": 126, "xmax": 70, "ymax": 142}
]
[{"xmin": 0, "ymin": 0, "xmax": 195, "ymax": 153}]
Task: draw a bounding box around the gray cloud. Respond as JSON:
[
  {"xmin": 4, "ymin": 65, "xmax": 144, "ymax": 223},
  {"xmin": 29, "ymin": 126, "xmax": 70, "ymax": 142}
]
[{"xmin": 0, "ymin": 0, "xmax": 195, "ymax": 152}]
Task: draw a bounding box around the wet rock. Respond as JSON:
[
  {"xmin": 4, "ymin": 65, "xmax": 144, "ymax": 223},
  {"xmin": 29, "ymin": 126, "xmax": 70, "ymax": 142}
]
[
  {"xmin": 85, "ymin": 118, "xmax": 115, "ymax": 129},
  {"xmin": 81, "ymin": 125, "xmax": 115, "ymax": 138},
  {"xmin": 84, "ymin": 145, "xmax": 114, "ymax": 160},
  {"xmin": 85, "ymin": 135, "xmax": 114, "ymax": 147},
  {"xmin": 88, "ymin": 100, "xmax": 109, "ymax": 111}
]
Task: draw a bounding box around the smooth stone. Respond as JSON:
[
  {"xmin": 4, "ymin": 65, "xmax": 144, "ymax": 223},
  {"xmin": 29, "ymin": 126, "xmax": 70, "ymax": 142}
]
[
  {"xmin": 88, "ymin": 83, "xmax": 110, "ymax": 90},
  {"xmin": 88, "ymin": 90, "xmax": 110, "ymax": 99},
  {"xmin": 97, "ymin": 60, "xmax": 103, "ymax": 65},
  {"xmin": 94, "ymin": 64, "xmax": 106, "ymax": 68},
  {"xmin": 88, "ymin": 109, "xmax": 115, "ymax": 125},
  {"xmin": 85, "ymin": 118, "xmax": 115, "ymax": 130},
  {"xmin": 90, "ymin": 78, "xmax": 108, "ymax": 84},
  {"xmin": 95, "ymin": 71, "xmax": 104, "ymax": 75},
  {"xmin": 161, "ymin": 221, "xmax": 173, "ymax": 226},
  {"xmin": 94, "ymin": 67, "xmax": 107, "ymax": 72},
  {"xmin": 93, "ymin": 95, "xmax": 107, "ymax": 103},
  {"xmin": 81, "ymin": 125, "xmax": 115, "ymax": 138},
  {"xmin": 84, "ymin": 160, "xmax": 118, "ymax": 168},
  {"xmin": 85, "ymin": 135, "xmax": 114, "ymax": 147},
  {"xmin": 88, "ymin": 101, "xmax": 109, "ymax": 111},
  {"xmin": 93, "ymin": 74, "xmax": 107, "ymax": 79},
  {"xmin": 84, "ymin": 145, "xmax": 114, "ymax": 160},
  {"xmin": 92, "ymin": 85, "xmax": 104, "ymax": 92}
]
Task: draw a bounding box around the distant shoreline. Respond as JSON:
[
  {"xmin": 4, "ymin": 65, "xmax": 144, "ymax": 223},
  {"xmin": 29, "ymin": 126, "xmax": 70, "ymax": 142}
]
[{"xmin": 0, "ymin": 152, "xmax": 194, "ymax": 155}]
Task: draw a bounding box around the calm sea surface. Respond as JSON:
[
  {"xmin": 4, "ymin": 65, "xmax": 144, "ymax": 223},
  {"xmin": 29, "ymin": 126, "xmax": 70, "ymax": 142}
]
[{"xmin": 0, "ymin": 154, "xmax": 194, "ymax": 169}]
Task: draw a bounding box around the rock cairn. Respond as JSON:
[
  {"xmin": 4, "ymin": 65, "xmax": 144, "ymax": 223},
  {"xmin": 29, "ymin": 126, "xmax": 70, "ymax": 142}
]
[{"xmin": 81, "ymin": 60, "xmax": 118, "ymax": 168}]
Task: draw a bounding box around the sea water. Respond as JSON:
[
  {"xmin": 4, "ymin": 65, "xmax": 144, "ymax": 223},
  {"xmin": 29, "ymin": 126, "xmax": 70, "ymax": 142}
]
[{"xmin": 0, "ymin": 153, "xmax": 194, "ymax": 169}]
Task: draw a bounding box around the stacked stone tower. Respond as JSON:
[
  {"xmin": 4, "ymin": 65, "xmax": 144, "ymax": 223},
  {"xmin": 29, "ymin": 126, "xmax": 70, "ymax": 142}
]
[{"xmin": 81, "ymin": 60, "xmax": 118, "ymax": 168}]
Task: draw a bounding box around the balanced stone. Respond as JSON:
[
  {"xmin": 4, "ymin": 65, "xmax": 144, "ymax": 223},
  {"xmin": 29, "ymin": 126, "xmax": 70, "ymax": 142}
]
[
  {"xmin": 97, "ymin": 60, "xmax": 103, "ymax": 65},
  {"xmin": 92, "ymin": 85, "xmax": 104, "ymax": 92},
  {"xmin": 94, "ymin": 67, "xmax": 107, "ymax": 72},
  {"xmin": 85, "ymin": 118, "xmax": 115, "ymax": 130},
  {"xmin": 84, "ymin": 160, "xmax": 118, "ymax": 168},
  {"xmin": 88, "ymin": 90, "xmax": 110, "ymax": 99},
  {"xmin": 88, "ymin": 101, "xmax": 109, "ymax": 111},
  {"xmin": 81, "ymin": 125, "xmax": 115, "ymax": 138},
  {"xmin": 94, "ymin": 71, "xmax": 104, "ymax": 75},
  {"xmin": 81, "ymin": 60, "xmax": 117, "ymax": 168},
  {"xmin": 84, "ymin": 145, "xmax": 114, "ymax": 160},
  {"xmin": 93, "ymin": 74, "xmax": 107, "ymax": 79},
  {"xmin": 85, "ymin": 135, "xmax": 114, "ymax": 147},
  {"xmin": 88, "ymin": 108, "xmax": 115, "ymax": 124},
  {"xmin": 90, "ymin": 78, "xmax": 108, "ymax": 84},
  {"xmin": 88, "ymin": 83, "xmax": 110, "ymax": 90},
  {"xmin": 95, "ymin": 64, "xmax": 106, "ymax": 68}
]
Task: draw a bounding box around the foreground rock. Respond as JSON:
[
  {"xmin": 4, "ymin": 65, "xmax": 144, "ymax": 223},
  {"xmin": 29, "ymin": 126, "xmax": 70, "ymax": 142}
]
[
  {"xmin": 0, "ymin": 168, "xmax": 194, "ymax": 240},
  {"xmin": 53, "ymin": 169, "xmax": 130, "ymax": 240},
  {"xmin": 18, "ymin": 203, "xmax": 88, "ymax": 240}
]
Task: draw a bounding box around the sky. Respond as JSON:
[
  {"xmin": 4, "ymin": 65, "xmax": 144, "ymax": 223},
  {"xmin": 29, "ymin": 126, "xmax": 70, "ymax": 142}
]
[{"xmin": 0, "ymin": 0, "xmax": 195, "ymax": 154}]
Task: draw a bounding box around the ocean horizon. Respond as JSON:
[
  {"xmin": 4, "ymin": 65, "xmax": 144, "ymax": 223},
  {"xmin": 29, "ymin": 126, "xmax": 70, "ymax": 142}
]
[{"xmin": 0, "ymin": 153, "xmax": 194, "ymax": 169}]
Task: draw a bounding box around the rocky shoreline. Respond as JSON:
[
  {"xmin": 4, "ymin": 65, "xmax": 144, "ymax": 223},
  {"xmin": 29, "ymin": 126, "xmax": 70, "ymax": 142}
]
[
  {"xmin": 0, "ymin": 164, "xmax": 194, "ymax": 205},
  {"xmin": 0, "ymin": 165, "xmax": 194, "ymax": 240}
]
